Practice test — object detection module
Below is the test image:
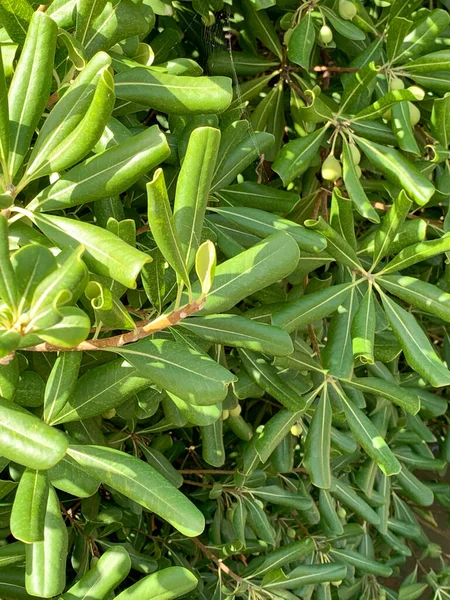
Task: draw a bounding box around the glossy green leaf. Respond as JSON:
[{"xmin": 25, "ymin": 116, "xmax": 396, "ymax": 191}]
[
  {"xmin": 273, "ymin": 126, "xmax": 328, "ymax": 186},
  {"xmin": 47, "ymin": 454, "xmax": 101, "ymax": 498},
  {"xmin": 238, "ymin": 349, "xmax": 307, "ymax": 412},
  {"xmin": 211, "ymin": 206, "xmax": 327, "ymax": 252},
  {"xmin": 355, "ymin": 136, "xmax": 434, "ymax": 206},
  {"xmin": 329, "ymin": 548, "xmax": 392, "ymax": 577},
  {"xmin": 0, "ymin": 214, "xmax": 18, "ymax": 314},
  {"xmin": 402, "ymin": 49, "xmax": 450, "ymax": 72},
  {"xmin": 393, "ymin": 9, "xmax": 450, "ymax": 63},
  {"xmin": 431, "ymin": 93, "xmax": 450, "ymax": 147},
  {"xmin": 61, "ymin": 546, "xmax": 131, "ymax": 600},
  {"xmin": 372, "ymin": 190, "xmax": 412, "ymax": 267},
  {"xmin": 342, "ymin": 137, "xmax": 379, "ymax": 222},
  {"xmin": 85, "ymin": 280, "xmax": 136, "ymax": 329},
  {"xmin": 7, "ymin": 12, "xmax": 57, "ymax": 179},
  {"xmin": 33, "ymin": 214, "xmax": 150, "ymax": 289},
  {"xmin": 272, "ymin": 282, "xmax": 354, "ymax": 333},
  {"xmin": 391, "ymin": 100, "xmax": 420, "ymax": 155},
  {"xmin": 335, "ymin": 386, "xmax": 401, "ymax": 476},
  {"xmin": 11, "ymin": 244, "xmax": 56, "ymax": 316},
  {"xmin": 195, "ymin": 232, "xmax": 299, "ymax": 314},
  {"xmin": 380, "ymin": 234, "xmax": 450, "ymax": 274},
  {"xmin": 287, "ymin": 13, "xmax": 315, "ymax": 70},
  {"xmin": 265, "ymin": 563, "xmax": 347, "ymax": 589},
  {"xmin": 147, "ymin": 168, "xmax": 190, "ymax": 286},
  {"xmin": 0, "ymin": 49, "xmax": 9, "ymax": 175},
  {"xmin": 244, "ymin": 538, "xmax": 315, "ymax": 578},
  {"xmin": 179, "ymin": 314, "xmax": 292, "ymax": 356},
  {"xmin": 329, "ymin": 477, "xmax": 380, "ymax": 524},
  {"xmin": 114, "ymin": 567, "xmax": 198, "ymax": 600},
  {"xmin": 31, "ymin": 125, "xmax": 170, "ymax": 212},
  {"xmin": 0, "ymin": 396, "xmax": 68, "ymax": 470},
  {"xmin": 0, "ymin": 0, "xmax": 33, "ymax": 45},
  {"xmin": 11, "ymin": 469, "xmax": 49, "ymax": 543},
  {"xmin": 114, "ymin": 338, "xmax": 234, "ymax": 406},
  {"xmin": 115, "ymin": 69, "xmax": 232, "ymax": 114},
  {"xmin": 379, "ymin": 275, "xmax": 450, "ymax": 322},
  {"xmin": 200, "ymin": 419, "xmax": 225, "ymax": 467},
  {"xmin": 352, "ymin": 89, "xmax": 416, "ymax": 121},
  {"xmin": 304, "ymin": 387, "xmax": 332, "ymax": 489},
  {"xmin": 68, "ymin": 445, "xmax": 205, "ymax": 536},
  {"xmin": 25, "ymin": 486, "xmax": 68, "ymax": 598},
  {"xmin": 305, "ymin": 217, "xmax": 362, "ymax": 269},
  {"xmin": 345, "ymin": 377, "xmax": 420, "ymax": 415},
  {"xmin": 380, "ymin": 292, "xmax": 450, "ymax": 387},
  {"xmin": 75, "ymin": 0, "xmax": 108, "ymax": 44},
  {"xmin": 174, "ymin": 127, "xmax": 220, "ymax": 270},
  {"xmin": 351, "ymin": 288, "xmax": 375, "ymax": 364},
  {"xmin": 139, "ymin": 442, "xmax": 183, "ymax": 488}
]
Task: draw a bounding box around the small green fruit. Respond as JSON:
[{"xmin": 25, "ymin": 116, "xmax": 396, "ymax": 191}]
[
  {"xmin": 222, "ymin": 409, "xmax": 230, "ymax": 420},
  {"xmin": 389, "ymin": 77, "xmax": 404, "ymax": 91},
  {"xmin": 337, "ymin": 506, "xmax": 347, "ymax": 518},
  {"xmin": 287, "ymin": 527, "xmax": 296, "ymax": 538},
  {"xmin": 341, "ymin": 143, "xmax": 360, "ymax": 165},
  {"xmin": 409, "ymin": 102, "xmax": 421, "ymax": 126},
  {"xmin": 290, "ymin": 423, "xmax": 302, "ymax": 437},
  {"xmin": 319, "ymin": 25, "xmax": 333, "ymax": 45},
  {"xmin": 408, "ymin": 85, "xmax": 425, "ymax": 101},
  {"xmin": 339, "ymin": 0, "xmax": 357, "ymax": 20},
  {"xmin": 355, "ymin": 165, "xmax": 362, "ymax": 178},
  {"xmin": 322, "ymin": 155, "xmax": 342, "ymax": 181}
]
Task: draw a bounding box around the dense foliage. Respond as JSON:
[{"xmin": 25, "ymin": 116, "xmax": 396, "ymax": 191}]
[{"xmin": 0, "ymin": 0, "xmax": 449, "ymax": 598}]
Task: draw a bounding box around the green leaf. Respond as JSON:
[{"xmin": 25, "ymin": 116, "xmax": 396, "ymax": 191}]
[
  {"xmin": 200, "ymin": 419, "xmax": 225, "ymax": 467},
  {"xmin": 351, "ymin": 288, "xmax": 375, "ymax": 364},
  {"xmin": 329, "ymin": 477, "xmax": 380, "ymax": 524},
  {"xmin": 240, "ymin": 0, "xmax": 283, "ymax": 59},
  {"xmin": 387, "ymin": 18, "xmax": 412, "ymax": 61},
  {"xmin": 210, "ymin": 206, "xmax": 327, "ymax": 252},
  {"xmin": 342, "ymin": 137, "xmax": 379, "ymax": 223},
  {"xmin": 33, "ymin": 214, "xmax": 150, "ymax": 289},
  {"xmin": 85, "ymin": 281, "xmax": 136, "ymax": 329},
  {"xmin": 244, "ymin": 539, "xmax": 315, "ymax": 578},
  {"xmin": 340, "ymin": 62, "xmax": 379, "ymax": 115},
  {"xmin": 180, "ymin": 314, "xmax": 293, "ymax": 356},
  {"xmin": 380, "ymin": 234, "xmax": 450, "ymax": 275},
  {"xmin": 329, "ymin": 548, "xmax": 392, "ymax": 577},
  {"xmin": 0, "ymin": 49, "xmax": 9, "ymax": 175},
  {"xmin": 7, "ymin": 12, "xmax": 57, "ymax": 180},
  {"xmin": 402, "ymin": 49, "xmax": 450, "ymax": 73},
  {"xmin": 287, "ymin": 13, "xmax": 315, "ymax": 70},
  {"xmin": 379, "ymin": 275, "xmax": 450, "ymax": 323},
  {"xmin": 11, "ymin": 469, "xmax": 49, "ymax": 543},
  {"xmin": 35, "ymin": 306, "xmax": 91, "ymax": 348},
  {"xmin": 238, "ymin": 349, "xmax": 307, "ymax": 412},
  {"xmin": 354, "ymin": 136, "xmax": 435, "ymax": 206},
  {"xmin": 75, "ymin": 0, "xmax": 108, "ymax": 44},
  {"xmin": 195, "ymin": 232, "xmax": 299, "ymax": 315},
  {"xmin": 253, "ymin": 408, "xmax": 306, "ymax": 464},
  {"xmin": 31, "ymin": 125, "xmax": 170, "ymax": 212},
  {"xmin": 146, "ymin": 169, "xmax": 190, "ymax": 287},
  {"xmin": 216, "ymin": 182, "xmax": 299, "ymax": 215},
  {"xmin": 0, "ymin": 214, "xmax": 18, "ymax": 314},
  {"xmin": 0, "ymin": 0, "xmax": 33, "ymax": 45},
  {"xmin": 23, "ymin": 67, "xmax": 115, "ymax": 182},
  {"xmin": 0, "ymin": 396, "xmax": 68, "ymax": 469},
  {"xmin": 431, "ymin": 93, "xmax": 450, "ymax": 147},
  {"xmin": 380, "ymin": 292, "xmax": 450, "ymax": 387},
  {"xmin": 272, "ymin": 282, "xmax": 354, "ymax": 333},
  {"xmin": 335, "ymin": 386, "xmax": 401, "ymax": 476},
  {"xmin": 345, "ymin": 377, "xmax": 420, "ymax": 415},
  {"xmin": 50, "ymin": 358, "xmax": 148, "ymax": 424},
  {"xmin": 11, "ymin": 244, "xmax": 56, "ymax": 316},
  {"xmin": 394, "ymin": 465, "xmax": 434, "ymax": 506},
  {"xmin": 211, "ymin": 131, "xmax": 274, "ymax": 192},
  {"xmin": 322, "ymin": 6, "xmax": 365, "ymax": 40},
  {"xmin": 391, "ymin": 100, "xmax": 420, "ymax": 155},
  {"xmin": 139, "ymin": 442, "xmax": 183, "ymax": 488},
  {"xmin": 372, "ymin": 190, "xmax": 412, "ymax": 268},
  {"xmin": 68, "ymin": 445, "xmax": 205, "ymax": 537},
  {"xmin": 114, "ymin": 567, "xmax": 198, "ymax": 600},
  {"xmin": 393, "ymin": 9, "xmax": 450, "ymax": 63},
  {"xmin": 114, "ymin": 338, "xmax": 234, "ymax": 406},
  {"xmin": 352, "ymin": 89, "xmax": 416, "ymax": 121},
  {"xmin": 318, "ymin": 489, "xmax": 344, "ymax": 536},
  {"xmin": 115, "ymin": 69, "xmax": 232, "ymax": 115},
  {"xmin": 195, "ymin": 240, "xmax": 216, "ymax": 296},
  {"xmin": 25, "ymin": 485, "xmax": 68, "ymax": 598},
  {"xmin": 305, "ymin": 217, "xmax": 362, "ymax": 269},
  {"xmin": 174, "ymin": 127, "xmax": 221, "ymax": 270},
  {"xmin": 244, "ymin": 496, "xmax": 275, "ymax": 545},
  {"xmin": 61, "ymin": 546, "xmax": 131, "ymax": 600},
  {"xmin": 264, "ymin": 563, "xmax": 347, "ymax": 589},
  {"xmin": 47, "ymin": 454, "xmax": 101, "ymax": 498},
  {"xmin": 273, "ymin": 126, "xmax": 328, "ymax": 186},
  {"xmin": 304, "ymin": 387, "xmax": 332, "ymax": 489}
]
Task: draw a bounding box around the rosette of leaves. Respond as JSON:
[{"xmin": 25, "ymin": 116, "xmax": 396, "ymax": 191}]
[{"xmin": 0, "ymin": 0, "xmax": 449, "ymax": 599}]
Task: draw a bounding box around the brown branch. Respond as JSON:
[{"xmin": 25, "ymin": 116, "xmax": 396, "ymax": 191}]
[
  {"xmin": 192, "ymin": 538, "xmax": 246, "ymax": 586},
  {"xmin": 22, "ymin": 298, "xmax": 205, "ymax": 353},
  {"xmin": 313, "ymin": 65, "xmax": 359, "ymax": 73}
]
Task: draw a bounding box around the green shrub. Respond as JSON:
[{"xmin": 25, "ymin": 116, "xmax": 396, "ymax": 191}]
[{"xmin": 0, "ymin": 0, "xmax": 449, "ymax": 598}]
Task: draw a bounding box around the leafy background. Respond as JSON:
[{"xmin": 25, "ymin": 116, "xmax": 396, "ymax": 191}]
[{"xmin": 0, "ymin": 0, "xmax": 449, "ymax": 598}]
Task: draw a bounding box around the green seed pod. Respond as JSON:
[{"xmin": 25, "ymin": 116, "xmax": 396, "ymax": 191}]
[
  {"xmin": 322, "ymin": 155, "xmax": 342, "ymax": 181},
  {"xmin": 389, "ymin": 77, "xmax": 405, "ymax": 91},
  {"xmin": 319, "ymin": 25, "xmax": 333, "ymax": 45},
  {"xmin": 339, "ymin": 0, "xmax": 357, "ymax": 20},
  {"xmin": 409, "ymin": 102, "xmax": 421, "ymax": 126}
]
